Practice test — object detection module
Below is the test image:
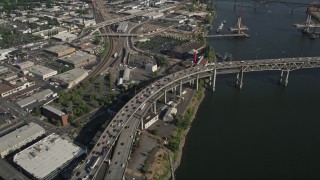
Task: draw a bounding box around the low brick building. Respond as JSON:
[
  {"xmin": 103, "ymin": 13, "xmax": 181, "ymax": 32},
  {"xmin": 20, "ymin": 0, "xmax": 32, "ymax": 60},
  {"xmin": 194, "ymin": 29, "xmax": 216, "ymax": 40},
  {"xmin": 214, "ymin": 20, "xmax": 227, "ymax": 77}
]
[{"xmin": 41, "ymin": 105, "xmax": 68, "ymax": 126}]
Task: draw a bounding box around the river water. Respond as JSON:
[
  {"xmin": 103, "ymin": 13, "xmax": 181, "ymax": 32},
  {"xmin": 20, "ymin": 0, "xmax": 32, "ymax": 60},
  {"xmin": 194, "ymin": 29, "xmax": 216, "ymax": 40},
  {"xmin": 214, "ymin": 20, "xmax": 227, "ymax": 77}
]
[{"xmin": 176, "ymin": 1, "xmax": 320, "ymax": 179}]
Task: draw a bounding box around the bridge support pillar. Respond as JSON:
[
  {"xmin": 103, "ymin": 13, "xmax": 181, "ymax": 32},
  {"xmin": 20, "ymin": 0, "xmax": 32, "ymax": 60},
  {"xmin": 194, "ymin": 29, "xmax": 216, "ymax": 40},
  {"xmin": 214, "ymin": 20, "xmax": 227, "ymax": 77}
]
[
  {"xmin": 180, "ymin": 81, "xmax": 182, "ymax": 96},
  {"xmin": 279, "ymin": 70, "xmax": 290, "ymax": 87},
  {"xmin": 212, "ymin": 68, "xmax": 216, "ymax": 92},
  {"xmin": 196, "ymin": 75, "xmax": 199, "ymax": 91},
  {"xmin": 140, "ymin": 119, "xmax": 144, "ymax": 130},
  {"xmin": 235, "ymin": 70, "xmax": 243, "ymax": 89},
  {"xmin": 164, "ymin": 90, "xmax": 167, "ymax": 104},
  {"xmin": 153, "ymin": 102, "xmax": 157, "ymax": 113},
  {"xmin": 279, "ymin": 71, "xmax": 284, "ymax": 84}
]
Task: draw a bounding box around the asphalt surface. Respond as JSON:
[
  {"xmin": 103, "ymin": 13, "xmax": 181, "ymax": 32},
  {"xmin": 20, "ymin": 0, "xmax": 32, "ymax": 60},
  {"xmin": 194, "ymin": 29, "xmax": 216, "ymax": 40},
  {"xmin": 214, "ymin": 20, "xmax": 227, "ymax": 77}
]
[{"xmin": 0, "ymin": 158, "xmax": 30, "ymax": 180}]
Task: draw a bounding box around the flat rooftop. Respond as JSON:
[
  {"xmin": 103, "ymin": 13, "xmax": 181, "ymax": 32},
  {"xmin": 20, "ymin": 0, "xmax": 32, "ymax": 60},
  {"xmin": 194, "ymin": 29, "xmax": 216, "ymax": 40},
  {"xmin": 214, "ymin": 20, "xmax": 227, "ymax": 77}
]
[
  {"xmin": 45, "ymin": 45, "xmax": 75, "ymax": 53},
  {"xmin": 53, "ymin": 68, "xmax": 88, "ymax": 83},
  {"xmin": 59, "ymin": 51, "xmax": 96, "ymax": 66},
  {"xmin": 16, "ymin": 89, "xmax": 54, "ymax": 108},
  {"xmin": 0, "ymin": 82, "xmax": 15, "ymax": 94},
  {"xmin": 13, "ymin": 133, "xmax": 85, "ymax": 179},
  {"xmin": 42, "ymin": 105, "xmax": 65, "ymax": 116},
  {"xmin": 28, "ymin": 65, "xmax": 57, "ymax": 76},
  {"xmin": 52, "ymin": 32, "xmax": 77, "ymax": 40},
  {"xmin": 0, "ymin": 122, "xmax": 45, "ymax": 155}
]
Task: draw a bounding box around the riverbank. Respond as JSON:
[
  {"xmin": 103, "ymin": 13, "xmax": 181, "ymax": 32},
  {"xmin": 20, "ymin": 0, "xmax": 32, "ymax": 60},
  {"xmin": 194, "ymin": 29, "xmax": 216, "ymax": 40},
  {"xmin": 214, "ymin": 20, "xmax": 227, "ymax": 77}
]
[{"xmin": 172, "ymin": 82, "xmax": 206, "ymax": 173}]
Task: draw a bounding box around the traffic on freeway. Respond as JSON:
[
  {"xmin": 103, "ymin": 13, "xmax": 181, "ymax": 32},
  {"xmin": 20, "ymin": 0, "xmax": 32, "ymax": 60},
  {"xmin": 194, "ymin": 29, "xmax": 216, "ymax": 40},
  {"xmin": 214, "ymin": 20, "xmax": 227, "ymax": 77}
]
[{"xmin": 73, "ymin": 57, "xmax": 320, "ymax": 179}]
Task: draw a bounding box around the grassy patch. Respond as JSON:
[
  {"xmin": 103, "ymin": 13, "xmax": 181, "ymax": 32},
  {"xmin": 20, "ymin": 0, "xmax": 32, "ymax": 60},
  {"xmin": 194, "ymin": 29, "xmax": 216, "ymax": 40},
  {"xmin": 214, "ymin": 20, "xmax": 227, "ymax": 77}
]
[{"xmin": 135, "ymin": 36, "xmax": 188, "ymax": 54}]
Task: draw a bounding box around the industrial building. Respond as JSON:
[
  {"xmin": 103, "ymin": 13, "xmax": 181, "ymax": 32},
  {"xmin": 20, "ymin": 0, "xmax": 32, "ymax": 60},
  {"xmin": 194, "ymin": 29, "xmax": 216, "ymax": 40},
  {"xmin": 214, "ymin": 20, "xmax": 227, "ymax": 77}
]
[
  {"xmin": 16, "ymin": 61, "xmax": 34, "ymax": 70},
  {"xmin": 13, "ymin": 133, "xmax": 85, "ymax": 180},
  {"xmin": 0, "ymin": 122, "xmax": 45, "ymax": 158},
  {"xmin": 0, "ymin": 79, "xmax": 35, "ymax": 98},
  {"xmin": 142, "ymin": 12, "xmax": 163, "ymax": 19},
  {"xmin": 167, "ymin": 41, "xmax": 205, "ymax": 59},
  {"xmin": 52, "ymin": 68, "xmax": 88, "ymax": 89},
  {"xmin": 144, "ymin": 112, "xmax": 159, "ymax": 129},
  {"xmin": 58, "ymin": 51, "xmax": 96, "ymax": 68},
  {"xmin": 0, "ymin": 66, "xmax": 9, "ymax": 74},
  {"xmin": 28, "ymin": 65, "xmax": 57, "ymax": 80},
  {"xmin": 42, "ymin": 105, "xmax": 68, "ymax": 126},
  {"xmin": 44, "ymin": 45, "xmax": 76, "ymax": 57},
  {"xmin": 0, "ymin": 70, "xmax": 17, "ymax": 81},
  {"xmin": 16, "ymin": 89, "xmax": 54, "ymax": 108},
  {"xmin": 163, "ymin": 107, "xmax": 177, "ymax": 122},
  {"xmin": 0, "ymin": 48, "xmax": 17, "ymax": 61},
  {"xmin": 122, "ymin": 68, "xmax": 130, "ymax": 81},
  {"xmin": 117, "ymin": 21, "xmax": 128, "ymax": 33},
  {"xmin": 51, "ymin": 32, "xmax": 77, "ymax": 42},
  {"xmin": 145, "ymin": 63, "xmax": 157, "ymax": 73}
]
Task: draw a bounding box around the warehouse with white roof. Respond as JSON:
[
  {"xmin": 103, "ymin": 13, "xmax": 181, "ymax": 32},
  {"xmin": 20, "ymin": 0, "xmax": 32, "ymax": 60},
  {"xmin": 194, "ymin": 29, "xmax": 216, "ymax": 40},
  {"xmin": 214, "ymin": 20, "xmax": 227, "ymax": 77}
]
[
  {"xmin": 0, "ymin": 122, "xmax": 45, "ymax": 158},
  {"xmin": 28, "ymin": 65, "xmax": 57, "ymax": 80},
  {"xmin": 52, "ymin": 68, "xmax": 88, "ymax": 89},
  {"xmin": 13, "ymin": 133, "xmax": 85, "ymax": 180}
]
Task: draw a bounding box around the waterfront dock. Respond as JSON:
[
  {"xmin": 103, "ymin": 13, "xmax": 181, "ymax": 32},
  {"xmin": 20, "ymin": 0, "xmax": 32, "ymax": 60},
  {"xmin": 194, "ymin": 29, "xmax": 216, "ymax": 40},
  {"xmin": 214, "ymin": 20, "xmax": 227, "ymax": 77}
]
[{"xmin": 206, "ymin": 32, "xmax": 250, "ymax": 38}]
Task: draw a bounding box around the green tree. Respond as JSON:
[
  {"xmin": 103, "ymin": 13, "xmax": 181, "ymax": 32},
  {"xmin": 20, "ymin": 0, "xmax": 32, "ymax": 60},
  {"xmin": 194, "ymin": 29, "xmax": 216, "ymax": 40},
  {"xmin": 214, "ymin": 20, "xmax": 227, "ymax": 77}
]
[
  {"xmin": 108, "ymin": 73, "xmax": 113, "ymax": 88},
  {"xmin": 156, "ymin": 55, "xmax": 169, "ymax": 67},
  {"xmin": 46, "ymin": 2, "xmax": 53, "ymax": 8},
  {"xmin": 67, "ymin": 100, "xmax": 73, "ymax": 107},
  {"xmin": 56, "ymin": 120, "xmax": 62, "ymax": 126},
  {"xmin": 204, "ymin": 44, "xmax": 216, "ymax": 63},
  {"xmin": 29, "ymin": 22, "xmax": 39, "ymax": 30},
  {"xmin": 34, "ymin": 107, "xmax": 41, "ymax": 117},
  {"xmin": 93, "ymin": 36, "xmax": 101, "ymax": 45}
]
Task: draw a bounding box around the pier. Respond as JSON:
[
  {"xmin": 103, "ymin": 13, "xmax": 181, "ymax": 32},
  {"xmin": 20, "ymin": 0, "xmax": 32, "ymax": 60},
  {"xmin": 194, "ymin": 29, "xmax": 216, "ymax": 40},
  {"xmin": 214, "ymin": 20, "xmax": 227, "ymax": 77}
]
[
  {"xmin": 206, "ymin": 32, "xmax": 250, "ymax": 38},
  {"xmin": 207, "ymin": 16, "xmax": 250, "ymax": 39},
  {"xmin": 293, "ymin": 14, "xmax": 320, "ymax": 39}
]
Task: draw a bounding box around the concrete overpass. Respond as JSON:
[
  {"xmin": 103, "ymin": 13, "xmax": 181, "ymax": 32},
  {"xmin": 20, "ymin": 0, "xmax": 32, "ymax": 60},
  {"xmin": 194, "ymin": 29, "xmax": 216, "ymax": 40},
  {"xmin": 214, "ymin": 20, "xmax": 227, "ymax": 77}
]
[
  {"xmin": 89, "ymin": 5, "xmax": 176, "ymax": 35},
  {"xmin": 73, "ymin": 56, "xmax": 320, "ymax": 180}
]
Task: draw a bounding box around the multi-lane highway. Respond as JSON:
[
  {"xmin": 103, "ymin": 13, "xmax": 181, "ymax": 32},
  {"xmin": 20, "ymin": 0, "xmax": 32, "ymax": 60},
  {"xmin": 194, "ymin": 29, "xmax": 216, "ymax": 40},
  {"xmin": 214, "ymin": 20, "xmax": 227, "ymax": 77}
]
[{"xmin": 73, "ymin": 56, "xmax": 320, "ymax": 179}]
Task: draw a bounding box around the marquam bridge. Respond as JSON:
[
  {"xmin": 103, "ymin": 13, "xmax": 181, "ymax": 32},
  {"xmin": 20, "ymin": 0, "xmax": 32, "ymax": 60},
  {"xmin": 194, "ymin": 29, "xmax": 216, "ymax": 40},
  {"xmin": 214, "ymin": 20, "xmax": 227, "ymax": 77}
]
[{"xmin": 74, "ymin": 56, "xmax": 320, "ymax": 180}]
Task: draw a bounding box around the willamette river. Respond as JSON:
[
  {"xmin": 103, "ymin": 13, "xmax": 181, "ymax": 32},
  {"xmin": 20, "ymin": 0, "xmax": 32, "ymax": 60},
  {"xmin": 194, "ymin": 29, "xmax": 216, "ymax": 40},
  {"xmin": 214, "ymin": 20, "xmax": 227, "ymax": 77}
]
[{"xmin": 176, "ymin": 0, "xmax": 320, "ymax": 179}]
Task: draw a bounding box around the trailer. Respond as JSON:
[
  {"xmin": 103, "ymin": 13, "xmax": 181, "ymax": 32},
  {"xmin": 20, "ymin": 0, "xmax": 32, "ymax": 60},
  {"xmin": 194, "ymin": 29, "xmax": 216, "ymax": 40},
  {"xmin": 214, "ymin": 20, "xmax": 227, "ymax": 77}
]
[{"xmin": 87, "ymin": 156, "xmax": 100, "ymax": 172}]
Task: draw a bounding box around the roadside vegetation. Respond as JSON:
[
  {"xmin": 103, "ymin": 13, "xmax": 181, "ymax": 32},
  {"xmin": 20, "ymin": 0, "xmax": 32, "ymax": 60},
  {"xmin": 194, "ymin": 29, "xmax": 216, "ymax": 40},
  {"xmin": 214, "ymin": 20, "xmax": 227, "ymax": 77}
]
[
  {"xmin": 0, "ymin": 28, "xmax": 40, "ymax": 49},
  {"xmin": 167, "ymin": 80, "xmax": 205, "ymax": 159},
  {"xmin": 55, "ymin": 76, "xmax": 117, "ymax": 126},
  {"xmin": 135, "ymin": 36, "xmax": 189, "ymax": 54},
  {"xmin": 98, "ymin": 41, "xmax": 109, "ymax": 58}
]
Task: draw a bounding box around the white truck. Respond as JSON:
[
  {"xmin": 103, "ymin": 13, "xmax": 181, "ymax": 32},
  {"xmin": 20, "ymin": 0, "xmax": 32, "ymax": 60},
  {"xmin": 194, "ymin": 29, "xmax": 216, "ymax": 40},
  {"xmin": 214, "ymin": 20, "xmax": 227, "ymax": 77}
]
[
  {"xmin": 113, "ymin": 53, "xmax": 118, "ymax": 58},
  {"xmin": 139, "ymin": 103, "xmax": 146, "ymax": 110},
  {"xmin": 87, "ymin": 156, "xmax": 100, "ymax": 172}
]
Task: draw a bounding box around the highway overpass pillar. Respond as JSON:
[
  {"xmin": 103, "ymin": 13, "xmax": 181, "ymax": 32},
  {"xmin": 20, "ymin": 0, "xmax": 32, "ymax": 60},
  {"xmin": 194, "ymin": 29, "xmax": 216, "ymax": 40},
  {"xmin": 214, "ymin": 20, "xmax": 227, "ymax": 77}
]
[
  {"xmin": 180, "ymin": 81, "xmax": 182, "ymax": 96},
  {"xmin": 235, "ymin": 70, "xmax": 243, "ymax": 89},
  {"xmin": 164, "ymin": 90, "xmax": 167, "ymax": 104},
  {"xmin": 279, "ymin": 71, "xmax": 284, "ymax": 85},
  {"xmin": 196, "ymin": 75, "xmax": 199, "ymax": 91},
  {"xmin": 279, "ymin": 70, "xmax": 289, "ymax": 86},
  {"xmin": 140, "ymin": 119, "xmax": 144, "ymax": 130},
  {"xmin": 153, "ymin": 102, "xmax": 157, "ymax": 113},
  {"xmin": 212, "ymin": 68, "xmax": 216, "ymax": 92},
  {"xmin": 283, "ymin": 70, "xmax": 290, "ymax": 87}
]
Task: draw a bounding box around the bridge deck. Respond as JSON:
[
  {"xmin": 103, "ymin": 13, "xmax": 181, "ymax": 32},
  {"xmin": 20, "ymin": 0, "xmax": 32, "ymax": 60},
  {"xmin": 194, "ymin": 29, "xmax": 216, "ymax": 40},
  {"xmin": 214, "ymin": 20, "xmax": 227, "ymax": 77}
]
[{"xmin": 73, "ymin": 56, "xmax": 320, "ymax": 180}]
